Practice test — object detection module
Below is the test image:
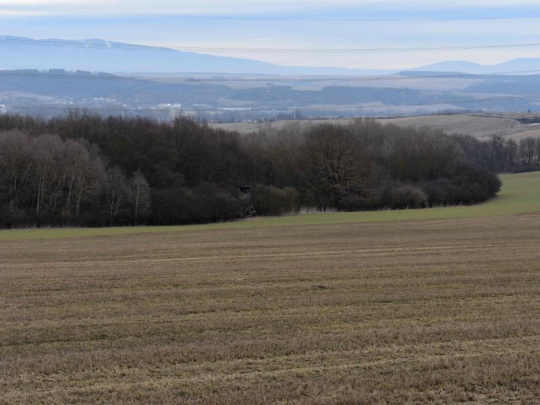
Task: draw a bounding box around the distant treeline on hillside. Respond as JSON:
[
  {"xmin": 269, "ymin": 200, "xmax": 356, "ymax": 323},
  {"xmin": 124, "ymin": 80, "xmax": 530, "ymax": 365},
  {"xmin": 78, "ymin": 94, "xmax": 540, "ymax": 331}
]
[{"xmin": 0, "ymin": 112, "xmax": 516, "ymax": 228}]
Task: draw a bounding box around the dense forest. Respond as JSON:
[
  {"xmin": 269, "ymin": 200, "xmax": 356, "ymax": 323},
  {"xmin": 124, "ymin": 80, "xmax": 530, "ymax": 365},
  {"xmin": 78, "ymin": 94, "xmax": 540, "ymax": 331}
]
[{"xmin": 1, "ymin": 112, "xmax": 533, "ymax": 229}]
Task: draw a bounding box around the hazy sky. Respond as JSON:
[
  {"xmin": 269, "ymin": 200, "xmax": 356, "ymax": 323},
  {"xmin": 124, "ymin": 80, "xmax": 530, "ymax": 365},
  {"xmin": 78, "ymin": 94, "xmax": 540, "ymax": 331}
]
[{"xmin": 1, "ymin": 0, "xmax": 540, "ymax": 69}]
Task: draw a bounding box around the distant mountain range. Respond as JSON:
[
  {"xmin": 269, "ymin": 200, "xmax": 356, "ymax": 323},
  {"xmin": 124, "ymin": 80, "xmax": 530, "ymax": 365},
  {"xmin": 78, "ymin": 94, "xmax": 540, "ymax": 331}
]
[
  {"xmin": 413, "ymin": 59, "xmax": 540, "ymax": 75},
  {"xmin": 2, "ymin": 36, "xmax": 540, "ymax": 120},
  {"xmin": 2, "ymin": 36, "xmax": 540, "ymax": 76},
  {"xmin": 0, "ymin": 36, "xmax": 390, "ymax": 76}
]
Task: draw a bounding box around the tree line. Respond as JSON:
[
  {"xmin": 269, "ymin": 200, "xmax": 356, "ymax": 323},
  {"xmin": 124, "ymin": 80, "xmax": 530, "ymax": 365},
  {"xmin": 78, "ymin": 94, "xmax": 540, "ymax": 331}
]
[
  {"xmin": 455, "ymin": 134, "xmax": 540, "ymax": 173},
  {"xmin": 0, "ymin": 112, "xmax": 506, "ymax": 228}
]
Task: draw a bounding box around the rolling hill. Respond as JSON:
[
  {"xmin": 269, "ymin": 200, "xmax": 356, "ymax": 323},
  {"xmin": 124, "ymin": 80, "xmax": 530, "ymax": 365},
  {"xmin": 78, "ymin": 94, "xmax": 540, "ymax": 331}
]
[
  {"xmin": 0, "ymin": 36, "xmax": 388, "ymax": 75},
  {"xmin": 2, "ymin": 36, "xmax": 540, "ymax": 76}
]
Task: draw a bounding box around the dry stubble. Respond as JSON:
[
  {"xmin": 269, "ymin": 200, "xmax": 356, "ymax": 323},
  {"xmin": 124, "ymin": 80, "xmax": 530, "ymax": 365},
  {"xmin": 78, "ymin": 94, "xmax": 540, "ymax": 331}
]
[{"xmin": 1, "ymin": 214, "xmax": 540, "ymax": 404}]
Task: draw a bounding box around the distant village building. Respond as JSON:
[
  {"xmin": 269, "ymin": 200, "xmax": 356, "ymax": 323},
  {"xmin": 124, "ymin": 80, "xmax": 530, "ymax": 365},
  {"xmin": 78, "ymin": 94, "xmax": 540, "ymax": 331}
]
[{"xmin": 157, "ymin": 103, "xmax": 182, "ymax": 120}]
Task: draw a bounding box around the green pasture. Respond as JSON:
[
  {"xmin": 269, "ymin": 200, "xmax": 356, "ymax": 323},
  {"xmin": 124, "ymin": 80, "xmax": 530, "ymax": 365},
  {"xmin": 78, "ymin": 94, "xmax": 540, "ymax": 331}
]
[{"xmin": 1, "ymin": 171, "xmax": 539, "ymax": 240}]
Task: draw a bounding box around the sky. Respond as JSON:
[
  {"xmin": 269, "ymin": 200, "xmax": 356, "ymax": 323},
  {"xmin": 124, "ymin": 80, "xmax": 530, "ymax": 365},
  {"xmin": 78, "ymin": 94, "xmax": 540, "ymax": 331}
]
[{"xmin": 1, "ymin": 0, "xmax": 540, "ymax": 69}]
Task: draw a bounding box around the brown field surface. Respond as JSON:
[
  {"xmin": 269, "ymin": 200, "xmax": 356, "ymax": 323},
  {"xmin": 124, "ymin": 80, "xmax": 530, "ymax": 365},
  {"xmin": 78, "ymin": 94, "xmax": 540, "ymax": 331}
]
[
  {"xmin": 379, "ymin": 115, "xmax": 540, "ymax": 141},
  {"xmin": 212, "ymin": 114, "xmax": 540, "ymax": 140},
  {"xmin": 2, "ymin": 211, "xmax": 540, "ymax": 403}
]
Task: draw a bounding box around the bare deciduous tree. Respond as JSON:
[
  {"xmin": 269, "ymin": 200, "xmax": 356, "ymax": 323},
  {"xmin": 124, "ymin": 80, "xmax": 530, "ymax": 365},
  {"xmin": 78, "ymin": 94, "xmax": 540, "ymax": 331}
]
[
  {"xmin": 127, "ymin": 170, "xmax": 151, "ymax": 224},
  {"xmin": 104, "ymin": 166, "xmax": 128, "ymax": 226}
]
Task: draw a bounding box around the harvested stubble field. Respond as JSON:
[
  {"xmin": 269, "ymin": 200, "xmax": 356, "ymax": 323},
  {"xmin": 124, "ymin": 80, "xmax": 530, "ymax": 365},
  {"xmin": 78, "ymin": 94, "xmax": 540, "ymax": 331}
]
[
  {"xmin": 213, "ymin": 114, "xmax": 540, "ymax": 141},
  {"xmin": 2, "ymin": 173, "xmax": 540, "ymax": 404}
]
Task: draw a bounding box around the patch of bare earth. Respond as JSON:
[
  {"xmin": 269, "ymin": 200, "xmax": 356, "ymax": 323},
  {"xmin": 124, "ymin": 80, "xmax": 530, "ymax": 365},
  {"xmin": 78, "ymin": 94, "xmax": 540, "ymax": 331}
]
[{"xmin": 1, "ymin": 214, "xmax": 540, "ymax": 403}]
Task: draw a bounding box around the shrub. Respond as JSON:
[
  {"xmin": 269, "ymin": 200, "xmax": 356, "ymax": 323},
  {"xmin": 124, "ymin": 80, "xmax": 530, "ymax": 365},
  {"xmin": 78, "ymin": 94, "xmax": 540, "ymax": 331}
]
[
  {"xmin": 192, "ymin": 184, "xmax": 241, "ymax": 223},
  {"xmin": 252, "ymin": 185, "xmax": 300, "ymax": 216},
  {"xmin": 151, "ymin": 187, "xmax": 195, "ymax": 225},
  {"xmin": 151, "ymin": 184, "xmax": 241, "ymax": 225},
  {"xmin": 387, "ymin": 184, "xmax": 428, "ymax": 209}
]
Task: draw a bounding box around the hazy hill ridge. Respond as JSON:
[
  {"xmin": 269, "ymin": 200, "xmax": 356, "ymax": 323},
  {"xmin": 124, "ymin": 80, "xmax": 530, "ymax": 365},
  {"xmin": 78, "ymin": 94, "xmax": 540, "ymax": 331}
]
[
  {"xmin": 2, "ymin": 36, "xmax": 540, "ymax": 75},
  {"xmin": 0, "ymin": 36, "xmax": 387, "ymax": 75}
]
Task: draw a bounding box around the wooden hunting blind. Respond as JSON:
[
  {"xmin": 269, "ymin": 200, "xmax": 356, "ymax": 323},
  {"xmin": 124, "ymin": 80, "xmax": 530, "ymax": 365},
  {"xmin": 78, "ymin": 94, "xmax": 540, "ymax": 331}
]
[
  {"xmin": 240, "ymin": 186, "xmax": 251, "ymax": 195},
  {"xmin": 240, "ymin": 186, "xmax": 256, "ymax": 217}
]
